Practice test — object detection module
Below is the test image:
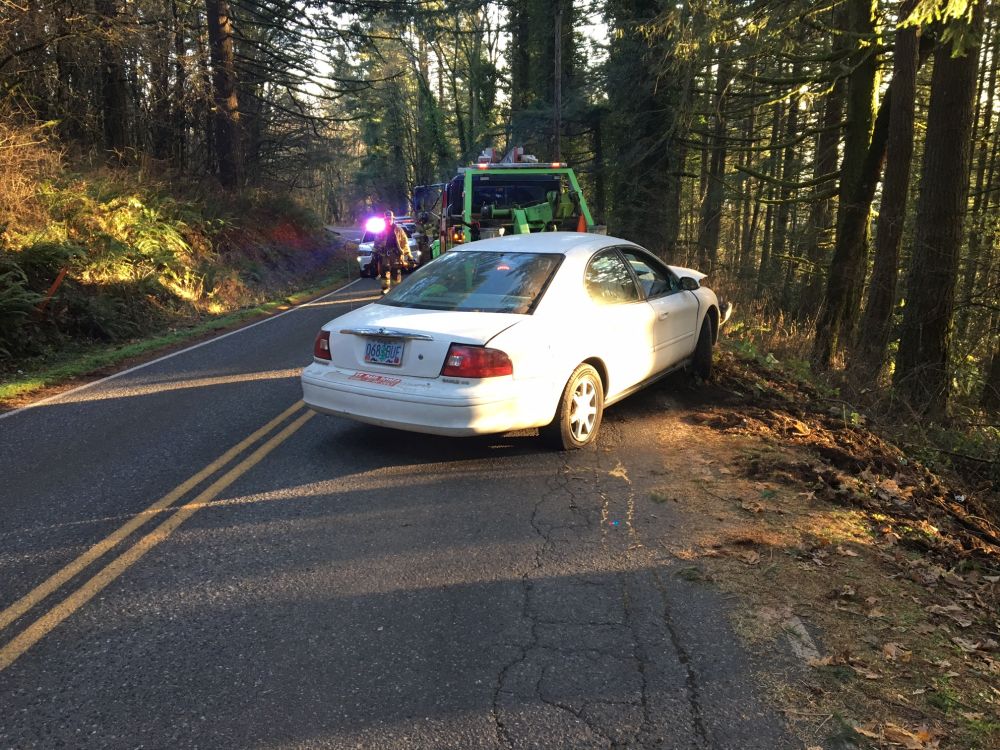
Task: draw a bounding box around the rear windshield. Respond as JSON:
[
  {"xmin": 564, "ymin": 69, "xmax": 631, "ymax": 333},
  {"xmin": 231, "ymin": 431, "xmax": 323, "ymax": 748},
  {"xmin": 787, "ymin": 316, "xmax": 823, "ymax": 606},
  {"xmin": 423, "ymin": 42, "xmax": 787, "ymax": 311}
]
[{"xmin": 379, "ymin": 251, "xmax": 562, "ymax": 314}]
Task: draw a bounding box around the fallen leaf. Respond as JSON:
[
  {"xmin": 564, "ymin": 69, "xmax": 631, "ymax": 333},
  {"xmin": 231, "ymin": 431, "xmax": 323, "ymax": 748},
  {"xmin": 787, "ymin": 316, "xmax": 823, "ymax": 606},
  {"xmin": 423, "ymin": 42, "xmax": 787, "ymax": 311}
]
[
  {"xmin": 983, "ymin": 575, "xmax": 999, "ymax": 584},
  {"xmin": 738, "ymin": 550, "xmax": 761, "ymax": 566},
  {"xmin": 953, "ymin": 637, "xmax": 981, "ymax": 653},
  {"xmin": 927, "ymin": 603, "xmax": 973, "ymax": 628},
  {"xmin": 807, "ymin": 655, "xmax": 835, "ymax": 668},
  {"xmin": 789, "ymin": 419, "xmax": 811, "ymax": 436},
  {"xmin": 854, "ymin": 725, "xmax": 881, "ymax": 739},
  {"xmin": 883, "ymin": 642, "xmax": 913, "ymax": 663},
  {"xmin": 868, "ymin": 607, "xmax": 887, "ymax": 619},
  {"xmin": 941, "ymin": 570, "xmax": 965, "ymax": 587},
  {"xmin": 851, "ymin": 664, "xmax": 882, "ymax": 679},
  {"xmin": 739, "ymin": 500, "xmax": 765, "ymax": 514},
  {"xmin": 883, "ymin": 723, "xmax": 939, "ymax": 750},
  {"xmin": 836, "ymin": 545, "xmax": 860, "ymax": 557}
]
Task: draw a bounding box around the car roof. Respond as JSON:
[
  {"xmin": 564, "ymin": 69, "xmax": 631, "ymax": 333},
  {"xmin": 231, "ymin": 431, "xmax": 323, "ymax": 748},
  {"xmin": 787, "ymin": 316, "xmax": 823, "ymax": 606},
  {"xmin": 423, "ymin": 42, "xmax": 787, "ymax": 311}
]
[{"xmin": 450, "ymin": 232, "xmax": 632, "ymax": 259}]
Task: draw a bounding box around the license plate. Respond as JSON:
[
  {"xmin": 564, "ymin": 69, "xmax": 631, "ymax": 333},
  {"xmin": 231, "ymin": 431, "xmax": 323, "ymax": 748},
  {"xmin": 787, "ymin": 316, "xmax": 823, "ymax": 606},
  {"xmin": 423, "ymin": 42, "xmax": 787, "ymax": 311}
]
[{"xmin": 364, "ymin": 339, "xmax": 404, "ymax": 366}]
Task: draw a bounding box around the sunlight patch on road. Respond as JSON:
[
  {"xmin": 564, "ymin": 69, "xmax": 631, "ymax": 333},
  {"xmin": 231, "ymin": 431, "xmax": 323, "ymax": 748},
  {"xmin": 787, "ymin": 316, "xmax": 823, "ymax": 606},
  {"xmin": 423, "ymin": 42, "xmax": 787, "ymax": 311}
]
[{"xmin": 51, "ymin": 368, "xmax": 302, "ymax": 405}]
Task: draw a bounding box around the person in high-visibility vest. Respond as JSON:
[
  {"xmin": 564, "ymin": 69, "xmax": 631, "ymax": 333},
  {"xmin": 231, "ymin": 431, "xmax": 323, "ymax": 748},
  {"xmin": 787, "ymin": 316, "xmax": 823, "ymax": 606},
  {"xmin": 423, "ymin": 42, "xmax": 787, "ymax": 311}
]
[{"xmin": 374, "ymin": 211, "xmax": 411, "ymax": 294}]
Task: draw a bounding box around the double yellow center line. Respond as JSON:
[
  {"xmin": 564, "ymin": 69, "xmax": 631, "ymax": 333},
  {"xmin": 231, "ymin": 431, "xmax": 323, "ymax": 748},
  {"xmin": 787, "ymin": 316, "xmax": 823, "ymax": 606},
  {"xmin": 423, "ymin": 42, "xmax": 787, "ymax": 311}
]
[{"xmin": 0, "ymin": 401, "xmax": 314, "ymax": 672}]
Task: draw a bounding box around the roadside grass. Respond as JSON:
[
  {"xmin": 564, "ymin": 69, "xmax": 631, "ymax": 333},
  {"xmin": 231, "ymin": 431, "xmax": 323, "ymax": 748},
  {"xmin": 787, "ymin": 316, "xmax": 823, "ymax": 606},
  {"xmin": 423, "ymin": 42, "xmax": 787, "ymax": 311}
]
[{"xmin": 0, "ymin": 269, "xmax": 349, "ymax": 408}]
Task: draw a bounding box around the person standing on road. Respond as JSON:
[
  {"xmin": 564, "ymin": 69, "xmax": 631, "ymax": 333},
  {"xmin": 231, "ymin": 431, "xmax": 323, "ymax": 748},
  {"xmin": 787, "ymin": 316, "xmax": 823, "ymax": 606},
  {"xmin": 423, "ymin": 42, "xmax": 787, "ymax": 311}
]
[{"xmin": 374, "ymin": 211, "xmax": 411, "ymax": 294}]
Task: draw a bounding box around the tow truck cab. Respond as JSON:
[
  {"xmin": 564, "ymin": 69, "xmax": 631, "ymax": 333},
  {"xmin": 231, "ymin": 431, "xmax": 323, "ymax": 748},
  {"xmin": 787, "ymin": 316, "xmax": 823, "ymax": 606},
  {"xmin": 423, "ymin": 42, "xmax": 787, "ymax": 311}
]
[{"xmin": 412, "ymin": 148, "xmax": 602, "ymax": 259}]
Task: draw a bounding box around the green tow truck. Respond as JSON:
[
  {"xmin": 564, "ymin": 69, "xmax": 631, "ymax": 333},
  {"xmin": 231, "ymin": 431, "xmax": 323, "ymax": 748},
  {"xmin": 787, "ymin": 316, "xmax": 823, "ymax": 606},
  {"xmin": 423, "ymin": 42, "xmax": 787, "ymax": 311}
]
[{"xmin": 411, "ymin": 147, "xmax": 602, "ymax": 261}]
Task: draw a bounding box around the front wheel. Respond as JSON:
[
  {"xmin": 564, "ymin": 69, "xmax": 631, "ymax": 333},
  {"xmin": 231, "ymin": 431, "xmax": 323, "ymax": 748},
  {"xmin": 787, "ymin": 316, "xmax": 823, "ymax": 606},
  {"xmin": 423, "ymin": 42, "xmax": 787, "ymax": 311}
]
[
  {"xmin": 692, "ymin": 317, "xmax": 713, "ymax": 381},
  {"xmin": 541, "ymin": 364, "xmax": 604, "ymax": 450}
]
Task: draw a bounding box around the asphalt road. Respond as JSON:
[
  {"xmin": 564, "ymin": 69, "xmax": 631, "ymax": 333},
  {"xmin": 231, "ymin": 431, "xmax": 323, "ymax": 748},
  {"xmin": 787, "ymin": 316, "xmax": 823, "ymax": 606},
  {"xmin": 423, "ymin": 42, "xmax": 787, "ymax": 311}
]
[
  {"xmin": 0, "ymin": 278, "xmax": 795, "ymax": 749},
  {"xmin": 327, "ymin": 225, "xmax": 364, "ymax": 243}
]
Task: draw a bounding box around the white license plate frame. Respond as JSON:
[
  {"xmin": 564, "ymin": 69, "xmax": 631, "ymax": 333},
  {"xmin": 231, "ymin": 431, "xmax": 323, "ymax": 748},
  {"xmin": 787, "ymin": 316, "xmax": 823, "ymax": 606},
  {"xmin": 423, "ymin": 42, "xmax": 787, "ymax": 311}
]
[{"xmin": 363, "ymin": 338, "xmax": 404, "ymax": 367}]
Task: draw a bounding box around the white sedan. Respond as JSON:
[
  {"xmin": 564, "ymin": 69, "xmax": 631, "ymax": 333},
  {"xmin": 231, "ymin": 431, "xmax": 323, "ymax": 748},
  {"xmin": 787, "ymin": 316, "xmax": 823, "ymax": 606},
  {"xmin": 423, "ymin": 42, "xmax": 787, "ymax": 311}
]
[{"xmin": 303, "ymin": 233, "xmax": 726, "ymax": 449}]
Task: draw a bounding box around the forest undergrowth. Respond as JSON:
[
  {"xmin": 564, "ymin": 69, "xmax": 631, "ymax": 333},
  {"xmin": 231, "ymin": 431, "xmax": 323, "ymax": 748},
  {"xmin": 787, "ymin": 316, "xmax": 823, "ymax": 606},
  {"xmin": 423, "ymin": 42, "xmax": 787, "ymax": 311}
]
[
  {"xmin": 0, "ymin": 123, "xmax": 341, "ymax": 398},
  {"xmin": 717, "ymin": 284, "xmax": 1000, "ymax": 503},
  {"xmin": 672, "ymin": 332, "xmax": 1000, "ymax": 749}
]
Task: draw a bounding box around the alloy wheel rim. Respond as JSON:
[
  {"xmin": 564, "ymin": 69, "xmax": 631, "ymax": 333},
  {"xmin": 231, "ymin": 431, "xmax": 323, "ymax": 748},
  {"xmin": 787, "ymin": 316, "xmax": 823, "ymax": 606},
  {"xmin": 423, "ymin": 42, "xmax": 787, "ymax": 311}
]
[{"xmin": 569, "ymin": 378, "xmax": 598, "ymax": 441}]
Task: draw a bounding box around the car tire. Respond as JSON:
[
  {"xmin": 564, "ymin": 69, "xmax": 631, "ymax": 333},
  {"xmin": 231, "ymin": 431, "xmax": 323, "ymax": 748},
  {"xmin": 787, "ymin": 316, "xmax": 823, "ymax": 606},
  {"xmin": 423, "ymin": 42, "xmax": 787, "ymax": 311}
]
[
  {"xmin": 541, "ymin": 363, "xmax": 604, "ymax": 450},
  {"xmin": 692, "ymin": 317, "xmax": 713, "ymax": 381}
]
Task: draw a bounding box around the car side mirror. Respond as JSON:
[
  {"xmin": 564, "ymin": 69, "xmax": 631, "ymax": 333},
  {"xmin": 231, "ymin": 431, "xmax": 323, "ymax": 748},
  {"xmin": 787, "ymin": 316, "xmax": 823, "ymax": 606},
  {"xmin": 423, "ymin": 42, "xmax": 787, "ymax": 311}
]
[{"xmin": 679, "ymin": 276, "xmax": 700, "ymax": 291}]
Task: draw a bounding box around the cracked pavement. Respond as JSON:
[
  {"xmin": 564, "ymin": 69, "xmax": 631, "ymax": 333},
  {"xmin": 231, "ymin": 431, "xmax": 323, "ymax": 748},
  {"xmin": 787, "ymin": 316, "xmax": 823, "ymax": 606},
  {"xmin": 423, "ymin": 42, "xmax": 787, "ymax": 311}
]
[
  {"xmin": 490, "ymin": 417, "xmax": 793, "ymax": 750},
  {"xmin": 0, "ymin": 279, "xmax": 795, "ymax": 749}
]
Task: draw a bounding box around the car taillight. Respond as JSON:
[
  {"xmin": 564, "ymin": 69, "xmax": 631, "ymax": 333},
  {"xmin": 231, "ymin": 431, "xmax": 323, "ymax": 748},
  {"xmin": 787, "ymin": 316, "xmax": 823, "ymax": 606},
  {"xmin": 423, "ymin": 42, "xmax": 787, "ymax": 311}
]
[
  {"xmin": 441, "ymin": 344, "xmax": 512, "ymax": 378},
  {"xmin": 313, "ymin": 330, "xmax": 331, "ymax": 361}
]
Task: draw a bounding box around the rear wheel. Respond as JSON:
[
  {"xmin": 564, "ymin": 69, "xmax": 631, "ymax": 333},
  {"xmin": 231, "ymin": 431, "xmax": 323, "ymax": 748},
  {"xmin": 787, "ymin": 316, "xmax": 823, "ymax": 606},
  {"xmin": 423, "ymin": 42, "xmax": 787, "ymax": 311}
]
[
  {"xmin": 541, "ymin": 364, "xmax": 604, "ymax": 450},
  {"xmin": 692, "ymin": 317, "xmax": 713, "ymax": 381}
]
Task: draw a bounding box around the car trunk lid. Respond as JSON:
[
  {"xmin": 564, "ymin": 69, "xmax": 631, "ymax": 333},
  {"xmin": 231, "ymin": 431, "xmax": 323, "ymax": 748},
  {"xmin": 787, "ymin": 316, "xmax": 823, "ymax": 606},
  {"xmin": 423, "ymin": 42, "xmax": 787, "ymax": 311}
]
[{"xmin": 328, "ymin": 305, "xmax": 522, "ymax": 379}]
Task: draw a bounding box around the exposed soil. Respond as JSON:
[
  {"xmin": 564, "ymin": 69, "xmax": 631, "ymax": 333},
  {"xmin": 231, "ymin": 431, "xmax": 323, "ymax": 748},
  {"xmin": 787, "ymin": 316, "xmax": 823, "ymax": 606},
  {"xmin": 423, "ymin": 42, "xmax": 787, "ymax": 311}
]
[{"xmin": 633, "ymin": 349, "xmax": 1000, "ymax": 749}]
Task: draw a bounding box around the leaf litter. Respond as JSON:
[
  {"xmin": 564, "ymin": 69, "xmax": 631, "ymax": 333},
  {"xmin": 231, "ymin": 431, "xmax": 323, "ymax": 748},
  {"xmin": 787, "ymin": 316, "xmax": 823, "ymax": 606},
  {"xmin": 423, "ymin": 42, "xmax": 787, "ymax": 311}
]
[{"xmin": 651, "ymin": 350, "xmax": 1000, "ymax": 748}]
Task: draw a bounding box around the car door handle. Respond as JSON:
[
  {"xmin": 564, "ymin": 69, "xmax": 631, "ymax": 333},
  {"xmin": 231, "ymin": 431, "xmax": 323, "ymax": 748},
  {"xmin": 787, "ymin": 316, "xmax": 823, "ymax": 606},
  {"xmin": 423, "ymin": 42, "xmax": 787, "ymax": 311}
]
[{"xmin": 658, "ymin": 311, "xmax": 670, "ymax": 320}]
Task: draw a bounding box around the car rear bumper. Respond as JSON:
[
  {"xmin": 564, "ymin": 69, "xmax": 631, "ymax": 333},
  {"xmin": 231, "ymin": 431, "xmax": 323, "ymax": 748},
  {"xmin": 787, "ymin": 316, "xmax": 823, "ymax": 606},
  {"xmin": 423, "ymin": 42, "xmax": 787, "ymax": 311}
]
[{"xmin": 301, "ymin": 363, "xmax": 549, "ymax": 436}]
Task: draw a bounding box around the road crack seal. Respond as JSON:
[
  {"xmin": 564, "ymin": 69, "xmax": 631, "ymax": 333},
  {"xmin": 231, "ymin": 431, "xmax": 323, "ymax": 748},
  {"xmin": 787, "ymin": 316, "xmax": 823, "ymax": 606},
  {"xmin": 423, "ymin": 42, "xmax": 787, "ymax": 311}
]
[{"xmin": 651, "ymin": 566, "xmax": 710, "ymax": 748}]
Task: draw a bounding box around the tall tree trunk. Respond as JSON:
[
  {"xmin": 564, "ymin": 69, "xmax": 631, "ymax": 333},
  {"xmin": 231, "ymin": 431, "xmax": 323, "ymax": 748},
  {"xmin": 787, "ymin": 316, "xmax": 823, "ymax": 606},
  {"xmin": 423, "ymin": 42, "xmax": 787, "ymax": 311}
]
[
  {"xmin": 983, "ymin": 344, "xmax": 1000, "ymax": 412},
  {"xmin": 801, "ymin": 77, "xmax": 846, "ymax": 316},
  {"xmin": 170, "ymin": 0, "xmax": 187, "ymax": 167},
  {"xmin": 509, "ymin": 0, "xmax": 530, "ymax": 114},
  {"xmin": 756, "ymin": 98, "xmax": 783, "ymax": 297},
  {"xmin": 742, "ymin": 182, "xmax": 763, "ymax": 281},
  {"xmin": 958, "ymin": 12, "xmax": 999, "ymax": 339},
  {"xmin": 696, "ymin": 54, "xmax": 730, "ymax": 273},
  {"xmin": 895, "ymin": 2, "xmax": 986, "ymax": 418},
  {"xmin": 592, "ymin": 109, "xmax": 606, "ymax": 220},
  {"xmin": 96, "ymin": 0, "xmax": 128, "ymax": 161},
  {"xmin": 605, "ymin": 0, "xmax": 692, "ymax": 259},
  {"xmin": 851, "ymin": 6, "xmax": 921, "ymax": 374},
  {"xmin": 205, "ymin": 0, "xmax": 240, "ymax": 188},
  {"xmin": 150, "ymin": 2, "xmax": 172, "ymax": 161},
  {"xmin": 812, "ymin": 0, "xmax": 879, "ymax": 367},
  {"xmin": 771, "ymin": 63, "xmax": 802, "ymax": 295}
]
